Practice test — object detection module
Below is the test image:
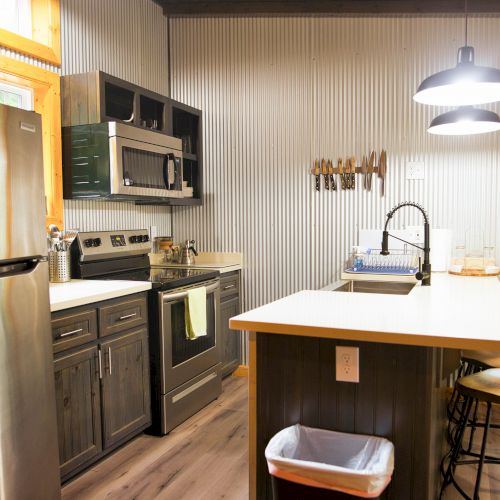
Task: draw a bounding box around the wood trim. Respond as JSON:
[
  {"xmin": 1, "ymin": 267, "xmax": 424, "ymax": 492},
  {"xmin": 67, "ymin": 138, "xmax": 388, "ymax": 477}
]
[
  {"xmin": 232, "ymin": 364, "xmax": 248, "ymax": 377},
  {"xmin": 0, "ymin": 0, "xmax": 61, "ymax": 66},
  {"xmin": 248, "ymin": 332, "xmax": 257, "ymax": 500},
  {"xmin": 0, "ymin": 55, "xmax": 63, "ymax": 228}
]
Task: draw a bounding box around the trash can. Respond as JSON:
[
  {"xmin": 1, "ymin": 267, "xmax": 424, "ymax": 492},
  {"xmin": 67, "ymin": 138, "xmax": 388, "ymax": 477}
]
[{"xmin": 265, "ymin": 424, "xmax": 394, "ymax": 499}]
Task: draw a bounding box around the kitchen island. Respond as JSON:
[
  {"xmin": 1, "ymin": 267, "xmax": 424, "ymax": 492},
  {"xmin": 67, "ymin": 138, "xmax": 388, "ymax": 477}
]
[{"xmin": 229, "ymin": 274, "xmax": 500, "ymax": 500}]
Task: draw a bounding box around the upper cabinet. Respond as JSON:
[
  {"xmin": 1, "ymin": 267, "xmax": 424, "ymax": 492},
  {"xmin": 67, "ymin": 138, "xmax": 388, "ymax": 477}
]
[{"xmin": 61, "ymin": 71, "xmax": 202, "ymax": 205}]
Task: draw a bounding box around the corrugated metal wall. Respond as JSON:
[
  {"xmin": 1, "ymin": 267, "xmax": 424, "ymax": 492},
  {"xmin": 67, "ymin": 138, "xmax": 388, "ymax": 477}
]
[
  {"xmin": 170, "ymin": 15, "xmax": 500, "ymax": 361},
  {"xmin": 61, "ymin": 0, "xmax": 171, "ymax": 234},
  {"xmin": 1, "ymin": 0, "xmax": 172, "ymax": 235}
]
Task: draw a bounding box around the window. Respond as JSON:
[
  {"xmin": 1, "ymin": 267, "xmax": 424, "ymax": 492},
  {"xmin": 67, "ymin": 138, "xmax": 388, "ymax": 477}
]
[
  {"xmin": 0, "ymin": 55, "xmax": 63, "ymax": 228},
  {"xmin": 0, "ymin": 81, "xmax": 33, "ymax": 110},
  {"xmin": 0, "ymin": 0, "xmax": 61, "ymax": 66},
  {"xmin": 0, "ymin": 0, "xmax": 32, "ymax": 39}
]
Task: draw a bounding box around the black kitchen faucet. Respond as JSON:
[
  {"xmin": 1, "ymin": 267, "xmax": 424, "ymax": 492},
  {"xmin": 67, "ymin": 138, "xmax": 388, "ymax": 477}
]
[{"xmin": 380, "ymin": 201, "xmax": 431, "ymax": 286}]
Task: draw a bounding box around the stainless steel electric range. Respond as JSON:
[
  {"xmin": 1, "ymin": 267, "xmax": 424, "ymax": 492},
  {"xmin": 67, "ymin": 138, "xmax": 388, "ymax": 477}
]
[{"xmin": 71, "ymin": 230, "xmax": 222, "ymax": 435}]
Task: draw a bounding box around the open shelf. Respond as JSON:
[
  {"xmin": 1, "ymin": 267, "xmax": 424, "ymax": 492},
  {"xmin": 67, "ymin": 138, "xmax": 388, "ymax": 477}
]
[
  {"xmin": 104, "ymin": 82, "xmax": 134, "ymax": 122},
  {"xmin": 139, "ymin": 95, "xmax": 164, "ymax": 131}
]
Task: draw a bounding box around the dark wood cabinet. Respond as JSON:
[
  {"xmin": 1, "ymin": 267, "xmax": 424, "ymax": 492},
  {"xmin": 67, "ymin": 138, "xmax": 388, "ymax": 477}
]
[
  {"xmin": 61, "ymin": 70, "xmax": 203, "ymax": 206},
  {"xmin": 101, "ymin": 328, "xmax": 151, "ymax": 448},
  {"xmin": 220, "ymin": 272, "xmax": 241, "ymax": 378},
  {"xmin": 51, "ymin": 292, "xmax": 151, "ymax": 482},
  {"xmin": 53, "ymin": 346, "xmax": 102, "ymax": 478}
]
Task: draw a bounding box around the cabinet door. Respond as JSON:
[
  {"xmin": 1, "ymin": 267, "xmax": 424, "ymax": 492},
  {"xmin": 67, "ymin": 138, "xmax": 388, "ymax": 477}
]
[
  {"xmin": 100, "ymin": 328, "xmax": 151, "ymax": 448},
  {"xmin": 220, "ymin": 295, "xmax": 241, "ymax": 378},
  {"xmin": 54, "ymin": 346, "xmax": 102, "ymax": 478}
]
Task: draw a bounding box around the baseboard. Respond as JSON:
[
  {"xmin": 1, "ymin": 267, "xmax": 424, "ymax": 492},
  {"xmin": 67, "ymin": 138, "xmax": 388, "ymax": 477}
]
[{"xmin": 233, "ymin": 365, "xmax": 248, "ymax": 377}]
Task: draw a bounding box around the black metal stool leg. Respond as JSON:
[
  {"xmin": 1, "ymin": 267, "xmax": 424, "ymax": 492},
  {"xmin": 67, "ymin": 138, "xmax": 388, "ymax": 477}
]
[
  {"xmin": 440, "ymin": 396, "xmax": 474, "ymax": 498},
  {"xmin": 467, "ymin": 398, "xmax": 480, "ymax": 453},
  {"xmin": 473, "ymin": 402, "xmax": 492, "ymax": 500}
]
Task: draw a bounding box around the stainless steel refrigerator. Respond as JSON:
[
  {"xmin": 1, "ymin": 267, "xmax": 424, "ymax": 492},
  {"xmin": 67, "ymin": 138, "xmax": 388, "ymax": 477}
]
[{"xmin": 0, "ymin": 104, "xmax": 61, "ymax": 498}]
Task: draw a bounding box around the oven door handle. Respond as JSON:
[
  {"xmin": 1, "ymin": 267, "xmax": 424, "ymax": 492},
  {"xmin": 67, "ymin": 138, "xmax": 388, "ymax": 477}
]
[
  {"xmin": 162, "ymin": 153, "xmax": 171, "ymax": 189},
  {"xmin": 162, "ymin": 281, "xmax": 219, "ymax": 302}
]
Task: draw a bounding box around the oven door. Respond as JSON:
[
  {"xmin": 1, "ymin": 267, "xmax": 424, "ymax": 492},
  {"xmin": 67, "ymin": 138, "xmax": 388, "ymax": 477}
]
[
  {"xmin": 109, "ymin": 135, "xmax": 183, "ymax": 198},
  {"xmin": 160, "ymin": 279, "xmax": 220, "ymax": 393}
]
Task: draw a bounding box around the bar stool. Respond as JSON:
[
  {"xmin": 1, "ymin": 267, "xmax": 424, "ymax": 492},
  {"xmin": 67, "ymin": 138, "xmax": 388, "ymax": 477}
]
[
  {"xmin": 440, "ymin": 368, "xmax": 500, "ymax": 500},
  {"xmin": 447, "ymin": 351, "xmax": 500, "ymax": 447}
]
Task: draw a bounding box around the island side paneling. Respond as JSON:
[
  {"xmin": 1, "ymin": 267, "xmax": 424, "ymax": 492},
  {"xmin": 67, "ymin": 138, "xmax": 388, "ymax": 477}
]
[{"xmin": 255, "ymin": 333, "xmax": 450, "ymax": 500}]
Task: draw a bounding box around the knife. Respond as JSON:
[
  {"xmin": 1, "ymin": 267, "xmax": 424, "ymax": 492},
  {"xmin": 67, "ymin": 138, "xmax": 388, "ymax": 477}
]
[
  {"xmin": 378, "ymin": 150, "xmax": 387, "ymax": 197},
  {"xmin": 350, "ymin": 156, "xmax": 356, "ymax": 190},
  {"xmin": 367, "ymin": 151, "xmax": 375, "ymax": 191},
  {"xmin": 321, "ymin": 158, "xmax": 329, "ymax": 190},
  {"xmin": 313, "ymin": 159, "xmax": 320, "ymax": 191},
  {"xmin": 360, "ymin": 155, "xmax": 368, "ymax": 190},
  {"xmin": 338, "ymin": 158, "xmax": 346, "ymax": 190},
  {"xmin": 328, "ymin": 159, "xmax": 336, "ymax": 191}
]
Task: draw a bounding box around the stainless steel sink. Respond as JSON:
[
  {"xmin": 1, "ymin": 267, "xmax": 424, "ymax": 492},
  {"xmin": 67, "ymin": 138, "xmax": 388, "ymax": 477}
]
[{"xmin": 333, "ymin": 280, "xmax": 416, "ymax": 295}]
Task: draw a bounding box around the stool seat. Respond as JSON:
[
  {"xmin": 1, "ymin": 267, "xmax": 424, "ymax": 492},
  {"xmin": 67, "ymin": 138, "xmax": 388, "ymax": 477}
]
[
  {"xmin": 462, "ymin": 350, "xmax": 500, "ymax": 369},
  {"xmin": 457, "ymin": 368, "xmax": 500, "ymax": 405}
]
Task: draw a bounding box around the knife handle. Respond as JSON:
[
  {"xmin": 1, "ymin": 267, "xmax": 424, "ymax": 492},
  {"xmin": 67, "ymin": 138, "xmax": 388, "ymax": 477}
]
[
  {"xmin": 340, "ymin": 174, "xmax": 346, "ymax": 190},
  {"xmin": 352, "ymin": 172, "xmax": 355, "ymax": 190},
  {"xmin": 324, "ymin": 174, "xmax": 330, "ymax": 190},
  {"xmin": 315, "ymin": 175, "xmax": 320, "ymax": 191}
]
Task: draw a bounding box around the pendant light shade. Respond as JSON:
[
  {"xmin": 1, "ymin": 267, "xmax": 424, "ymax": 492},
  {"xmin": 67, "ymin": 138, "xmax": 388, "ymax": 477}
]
[
  {"xmin": 427, "ymin": 106, "xmax": 500, "ymax": 135},
  {"xmin": 414, "ymin": 46, "xmax": 500, "ymax": 106}
]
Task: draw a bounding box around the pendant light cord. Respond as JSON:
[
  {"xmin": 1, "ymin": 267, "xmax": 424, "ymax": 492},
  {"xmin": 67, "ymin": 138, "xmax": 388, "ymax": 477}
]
[{"xmin": 464, "ymin": 0, "xmax": 468, "ymax": 46}]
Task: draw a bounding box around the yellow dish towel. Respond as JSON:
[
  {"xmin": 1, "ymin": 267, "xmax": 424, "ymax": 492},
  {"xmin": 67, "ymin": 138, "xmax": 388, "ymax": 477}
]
[{"xmin": 185, "ymin": 287, "xmax": 207, "ymax": 340}]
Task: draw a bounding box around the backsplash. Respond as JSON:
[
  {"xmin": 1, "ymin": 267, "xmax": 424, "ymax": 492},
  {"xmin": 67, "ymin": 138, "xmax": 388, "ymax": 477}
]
[{"xmin": 2, "ymin": 0, "xmax": 172, "ymax": 233}]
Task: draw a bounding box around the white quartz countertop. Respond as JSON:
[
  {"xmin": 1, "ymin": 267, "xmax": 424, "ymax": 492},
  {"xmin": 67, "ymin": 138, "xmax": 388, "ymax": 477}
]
[
  {"xmin": 229, "ymin": 273, "xmax": 500, "ymax": 350},
  {"xmin": 149, "ymin": 252, "xmax": 242, "ymax": 273},
  {"xmin": 50, "ymin": 280, "xmax": 152, "ymax": 312}
]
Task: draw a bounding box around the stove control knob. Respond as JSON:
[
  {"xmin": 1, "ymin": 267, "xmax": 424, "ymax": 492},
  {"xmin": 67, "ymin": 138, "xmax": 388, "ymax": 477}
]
[
  {"xmin": 129, "ymin": 236, "xmax": 138, "ymax": 244},
  {"xmin": 84, "ymin": 238, "xmax": 93, "ymax": 248},
  {"xmin": 93, "ymin": 238, "xmax": 102, "ymax": 247},
  {"xmin": 141, "ymin": 235, "xmax": 149, "ymax": 243}
]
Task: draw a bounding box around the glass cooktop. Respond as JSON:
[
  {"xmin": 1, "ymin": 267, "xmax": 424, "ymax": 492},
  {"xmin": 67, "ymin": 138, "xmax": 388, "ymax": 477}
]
[{"xmin": 90, "ymin": 266, "xmax": 220, "ymax": 291}]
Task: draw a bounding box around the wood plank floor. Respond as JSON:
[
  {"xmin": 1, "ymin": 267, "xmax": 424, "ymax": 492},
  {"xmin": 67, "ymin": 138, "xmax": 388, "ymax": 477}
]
[
  {"xmin": 62, "ymin": 376, "xmax": 500, "ymax": 500},
  {"xmin": 62, "ymin": 376, "xmax": 248, "ymax": 500}
]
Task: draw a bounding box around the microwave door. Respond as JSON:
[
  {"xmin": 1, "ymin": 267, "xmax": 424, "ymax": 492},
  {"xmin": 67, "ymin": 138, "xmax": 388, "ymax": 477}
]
[{"xmin": 109, "ymin": 136, "xmax": 183, "ymax": 198}]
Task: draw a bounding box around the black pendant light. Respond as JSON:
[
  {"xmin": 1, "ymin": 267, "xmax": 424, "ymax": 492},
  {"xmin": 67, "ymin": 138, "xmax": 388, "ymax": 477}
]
[
  {"xmin": 414, "ymin": 0, "xmax": 500, "ymax": 106},
  {"xmin": 427, "ymin": 106, "xmax": 500, "ymax": 135}
]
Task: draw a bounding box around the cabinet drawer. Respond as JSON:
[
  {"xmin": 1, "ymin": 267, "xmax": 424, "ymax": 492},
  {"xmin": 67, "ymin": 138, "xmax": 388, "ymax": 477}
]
[
  {"xmin": 220, "ymin": 272, "xmax": 240, "ymax": 300},
  {"xmin": 99, "ymin": 295, "xmax": 147, "ymax": 337},
  {"xmin": 52, "ymin": 309, "xmax": 98, "ymax": 353}
]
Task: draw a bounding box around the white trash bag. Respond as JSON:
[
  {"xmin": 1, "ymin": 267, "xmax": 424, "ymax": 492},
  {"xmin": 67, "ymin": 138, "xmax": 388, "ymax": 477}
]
[{"xmin": 265, "ymin": 424, "xmax": 394, "ymax": 498}]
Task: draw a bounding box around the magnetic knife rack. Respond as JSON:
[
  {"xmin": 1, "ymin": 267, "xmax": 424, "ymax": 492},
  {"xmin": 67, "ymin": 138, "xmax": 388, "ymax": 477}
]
[{"xmin": 309, "ymin": 165, "xmax": 382, "ymax": 175}]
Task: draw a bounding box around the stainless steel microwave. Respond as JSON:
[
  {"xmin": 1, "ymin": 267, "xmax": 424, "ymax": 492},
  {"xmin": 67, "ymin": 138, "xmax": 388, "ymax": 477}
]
[{"xmin": 62, "ymin": 122, "xmax": 183, "ymax": 201}]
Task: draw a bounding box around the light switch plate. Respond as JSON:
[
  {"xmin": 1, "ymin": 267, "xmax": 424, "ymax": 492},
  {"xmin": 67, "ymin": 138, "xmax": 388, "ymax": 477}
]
[
  {"xmin": 335, "ymin": 346, "xmax": 359, "ymax": 383},
  {"xmin": 407, "ymin": 161, "xmax": 425, "ymax": 180}
]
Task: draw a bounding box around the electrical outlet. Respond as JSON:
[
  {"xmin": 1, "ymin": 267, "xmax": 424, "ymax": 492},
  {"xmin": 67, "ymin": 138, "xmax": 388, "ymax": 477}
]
[
  {"xmin": 335, "ymin": 346, "xmax": 359, "ymax": 383},
  {"xmin": 407, "ymin": 225, "xmax": 424, "ymax": 244},
  {"xmin": 406, "ymin": 161, "xmax": 425, "ymax": 180}
]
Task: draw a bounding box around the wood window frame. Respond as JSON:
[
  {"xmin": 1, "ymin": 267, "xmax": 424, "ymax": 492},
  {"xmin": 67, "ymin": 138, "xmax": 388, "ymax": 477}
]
[
  {"xmin": 0, "ymin": 55, "xmax": 63, "ymax": 228},
  {"xmin": 0, "ymin": 0, "xmax": 61, "ymax": 66}
]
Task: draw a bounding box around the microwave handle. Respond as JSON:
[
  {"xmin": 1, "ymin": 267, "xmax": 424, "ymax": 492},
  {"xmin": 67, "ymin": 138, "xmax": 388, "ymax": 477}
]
[{"xmin": 163, "ymin": 153, "xmax": 173, "ymax": 189}]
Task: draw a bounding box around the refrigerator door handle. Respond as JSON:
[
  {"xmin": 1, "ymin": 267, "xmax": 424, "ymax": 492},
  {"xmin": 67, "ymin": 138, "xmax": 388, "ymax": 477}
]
[{"xmin": 98, "ymin": 349, "xmax": 103, "ymax": 379}]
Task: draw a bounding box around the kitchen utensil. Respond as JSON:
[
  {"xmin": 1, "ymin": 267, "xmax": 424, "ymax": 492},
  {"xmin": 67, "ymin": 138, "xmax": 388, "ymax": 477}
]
[
  {"xmin": 345, "ymin": 158, "xmax": 351, "ymax": 189},
  {"xmin": 367, "ymin": 151, "xmax": 375, "ymax": 191},
  {"xmin": 378, "ymin": 150, "xmax": 387, "ymax": 197},
  {"xmin": 360, "ymin": 155, "xmax": 368, "ymax": 190},
  {"xmin": 321, "ymin": 158, "xmax": 329, "ymax": 190},
  {"xmin": 338, "ymin": 158, "xmax": 346, "ymax": 190},
  {"xmin": 350, "ymin": 156, "xmax": 356, "ymax": 190},
  {"xmin": 328, "ymin": 159, "xmax": 336, "ymax": 191},
  {"xmin": 313, "ymin": 159, "xmax": 320, "ymax": 191},
  {"xmin": 180, "ymin": 240, "xmax": 198, "ymax": 265},
  {"xmin": 62, "ymin": 229, "xmax": 78, "ymax": 250}
]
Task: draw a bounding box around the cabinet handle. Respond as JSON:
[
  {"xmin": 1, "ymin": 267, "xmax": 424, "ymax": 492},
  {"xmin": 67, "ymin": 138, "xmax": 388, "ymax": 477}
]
[
  {"xmin": 223, "ymin": 284, "xmax": 236, "ymax": 290},
  {"xmin": 98, "ymin": 349, "xmax": 103, "ymax": 379},
  {"xmin": 118, "ymin": 313, "xmax": 136, "ymax": 321},
  {"xmin": 108, "ymin": 347, "xmax": 112, "ymax": 375},
  {"xmin": 59, "ymin": 328, "xmax": 83, "ymax": 338}
]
